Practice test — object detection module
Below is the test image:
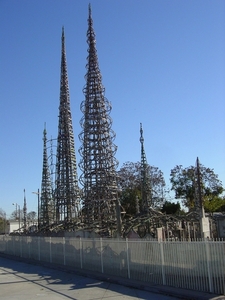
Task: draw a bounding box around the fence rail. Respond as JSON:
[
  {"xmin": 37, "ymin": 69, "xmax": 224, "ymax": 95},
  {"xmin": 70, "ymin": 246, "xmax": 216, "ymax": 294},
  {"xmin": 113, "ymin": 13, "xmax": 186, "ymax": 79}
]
[{"xmin": 0, "ymin": 236, "xmax": 224, "ymax": 295}]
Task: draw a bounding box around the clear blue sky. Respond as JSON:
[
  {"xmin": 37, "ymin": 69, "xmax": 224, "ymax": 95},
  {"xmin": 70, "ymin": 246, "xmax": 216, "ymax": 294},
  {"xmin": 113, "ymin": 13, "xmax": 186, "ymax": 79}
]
[{"xmin": 0, "ymin": 0, "xmax": 224, "ymax": 218}]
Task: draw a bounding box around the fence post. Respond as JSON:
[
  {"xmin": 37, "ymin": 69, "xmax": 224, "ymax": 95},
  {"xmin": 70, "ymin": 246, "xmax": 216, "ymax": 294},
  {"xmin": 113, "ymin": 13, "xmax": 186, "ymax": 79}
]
[
  {"xmin": 26, "ymin": 236, "xmax": 29, "ymax": 258},
  {"xmin": 126, "ymin": 238, "xmax": 130, "ymax": 279},
  {"xmin": 13, "ymin": 236, "xmax": 15, "ymax": 256},
  {"xmin": 19, "ymin": 236, "xmax": 21, "ymax": 257},
  {"xmin": 159, "ymin": 241, "xmax": 166, "ymax": 285},
  {"xmin": 80, "ymin": 238, "xmax": 83, "ymax": 269},
  {"xmin": 4, "ymin": 236, "xmax": 7, "ymax": 254},
  {"xmin": 28, "ymin": 237, "xmax": 31, "ymax": 259},
  {"xmin": 4, "ymin": 235, "xmax": 6, "ymax": 253},
  {"xmin": 100, "ymin": 238, "xmax": 104, "ymax": 273},
  {"xmin": 38, "ymin": 237, "xmax": 40, "ymax": 261},
  {"xmin": 63, "ymin": 237, "xmax": 66, "ymax": 265},
  {"xmin": 205, "ymin": 240, "xmax": 213, "ymax": 293},
  {"xmin": 49, "ymin": 237, "xmax": 52, "ymax": 263}
]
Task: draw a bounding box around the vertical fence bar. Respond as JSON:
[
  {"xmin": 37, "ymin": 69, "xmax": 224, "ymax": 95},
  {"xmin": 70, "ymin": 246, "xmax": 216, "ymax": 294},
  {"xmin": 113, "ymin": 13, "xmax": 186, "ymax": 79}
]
[
  {"xmin": 5, "ymin": 236, "xmax": 7, "ymax": 254},
  {"xmin": 126, "ymin": 238, "xmax": 130, "ymax": 279},
  {"xmin": 63, "ymin": 237, "xmax": 66, "ymax": 265},
  {"xmin": 26, "ymin": 236, "xmax": 29, "ymax": 258},
  {"xmin": 13, "ymin": 236, "xmax": 15, "ymax": 256},
  {"xmin": 223, "ymin": 261, "xmax": 225, "ymax": 296},
  {"xmin": 49, "ymin": 237, "xmax": 52, "ymax": 263},
  {"xmin": 6, "ymin": 236, "xmax": 8, "ymax": 253},
  {"xmin": 205, "ymin": 240, "xmax": 213, "ymax": 293},
  {"xmin": 100, "ymin": 238, "xmax": 104, "ymax": 273},
  {"xmin": 1, "ymin": 236, "xmax": 3, "ymax": 252},
  {"xmin": 6, "ymin": 236, "xmax": 225, "ymax": 295},
  {"xmin": 20, "ymin": 236, "xmax": 22, "ymax": 257},
  {"xmin": 80, "ymin": 238, "xmax": 83, "ymax": 269},
  {"xmin": 38, "ymin": 237, "xmax": 40, "ymax": 261},
  {"xmin": 160, "ymin": 241, "xmax": 166, "ymax": 285},
  {"xmin": 28, "ymin": 237, "xmax": 31, "ymax": 259},
  {"xmin": 2, "ymin": 236, "xmax": 4, "ymax": 253},
  {"xmin": 3, "ymin": 236, "xmax": 5, "ymax": 254},
  {"xmin": 212, "ymin": 239, "xmax": 221, "ymax": 295}
]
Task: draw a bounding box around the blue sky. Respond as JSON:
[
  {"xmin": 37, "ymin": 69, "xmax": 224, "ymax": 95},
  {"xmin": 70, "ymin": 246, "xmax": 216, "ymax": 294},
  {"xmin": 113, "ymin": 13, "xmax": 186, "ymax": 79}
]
[{"xmin": 0, "ymin": 0, "xmax": 224, "ymax": 217}]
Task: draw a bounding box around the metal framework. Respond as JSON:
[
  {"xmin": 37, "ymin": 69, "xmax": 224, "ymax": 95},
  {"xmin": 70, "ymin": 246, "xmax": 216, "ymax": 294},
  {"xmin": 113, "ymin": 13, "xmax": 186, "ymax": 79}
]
[
  {"xmin": 40, "ymin": 125, "xmax": 53, "ymax": 227},
  {"xmin": 140, "ymin": 123, "xmax": 151, "ymax": 213},
  {"xmin": 194, "ymin": 157, "xmax": 205, "ymax": 218},
  {"xmin": 79, "ymin": 5, "xmax": 119, "ymax": 228},
  {"xmin": 18, "ymin": 5, "xmax": 217, "ymax": 241},
  {"xmin": 23, "ymin": 189, "xmax": 27, "ymax": 231},
  {"xmin": 55, "ymin": 28, "xmax": 80, "ymax": 224}
]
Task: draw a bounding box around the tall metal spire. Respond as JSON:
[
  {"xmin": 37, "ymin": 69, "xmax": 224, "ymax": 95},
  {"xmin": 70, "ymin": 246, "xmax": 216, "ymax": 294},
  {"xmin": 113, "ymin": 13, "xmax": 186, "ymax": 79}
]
[
  {"xmin": 55, "ymin": 27, "xmax": 80, "ymax": 224},
  {"xmin": 195, "ymin": 157, "xmax": 204, "ymax": 217},
  {"xmin": 23, "ymin": 189, "xmax": 27, "ymax": 231},
  {"xmin": 140, "ymin": 123, "xmax": 151, "ymax": 213},
  {"xmin": 79, "ymin": 5, "xmax": 119, "ymax": 228},
  {"xmin": 40, "ymin": 124, "xmax": 53, "ymax": 227}
]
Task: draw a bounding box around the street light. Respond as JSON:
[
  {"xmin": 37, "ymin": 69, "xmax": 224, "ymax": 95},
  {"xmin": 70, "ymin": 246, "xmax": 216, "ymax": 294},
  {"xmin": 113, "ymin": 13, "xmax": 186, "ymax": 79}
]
[
  {"xmin": 12, "ymin": 203, "xmax": 20, "ymax": 233},
  {"xmin": 32, "ymin": 189, "xmax": 40, "ymax": 229}
]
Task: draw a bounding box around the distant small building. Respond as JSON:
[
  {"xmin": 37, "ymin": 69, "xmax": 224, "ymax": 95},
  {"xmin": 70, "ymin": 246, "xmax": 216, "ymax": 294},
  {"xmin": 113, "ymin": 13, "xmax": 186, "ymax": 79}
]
[
  {"xmin": 216, "ymin": 215, "xmax": 225, "ymax": 238},
  {"xmin": 6, "ymin": 219, "xmax": 38, "ymax": 234},
  {"xmin": 5, "ymin": 220, "xmax": 20, "ymax": 234}
]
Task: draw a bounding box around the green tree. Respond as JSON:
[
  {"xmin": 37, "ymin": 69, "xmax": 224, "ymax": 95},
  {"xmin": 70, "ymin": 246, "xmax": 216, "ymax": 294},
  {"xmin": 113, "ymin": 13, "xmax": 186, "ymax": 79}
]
[
  {"xmin": 170, "ymin": 164, "xmax": 224, "ymax": 209},
  {"xmin": 118, "ymin": 162, "xmax": 141, "ymax": 190},
  {"xmin": 119, "ymin": 188, "xmax": 141, "ymax": 217},
  {"xmin": 27, "ymin": 211, "xmax": 37, "ymax": 225},
  {"xmin": 161, "ymin": 201, "xmax": 183, "ymax": 215},
  {"xmin": 204, "ymin": 195, "xmax": 225, "ymax": 214},
  {"xmin": 0, "ymin": 208, "xmax": 7, "ymax": 234},
  {"xmin": 10, "ymin": 209, "xmax": 23, "ymax": 220},
  {"xmin": 118, "ymin": 161, "xmax": 167, "ymax": 216},
  {"xmin": 0, "ymin": 208, "xmax": 5, "ymax": 218}
]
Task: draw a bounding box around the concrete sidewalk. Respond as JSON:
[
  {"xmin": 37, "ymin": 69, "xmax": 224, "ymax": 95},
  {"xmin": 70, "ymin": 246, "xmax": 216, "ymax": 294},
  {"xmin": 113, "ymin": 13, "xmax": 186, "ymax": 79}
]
[{"xmin": 0, "ymin": 255, "xmax": 224, "ymax": 300}]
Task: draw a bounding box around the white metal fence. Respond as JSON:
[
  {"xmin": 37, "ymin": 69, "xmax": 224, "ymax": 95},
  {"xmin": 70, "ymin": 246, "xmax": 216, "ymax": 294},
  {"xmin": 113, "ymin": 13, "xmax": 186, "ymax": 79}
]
[{"xmin": 0, "ymin": 236, "xmax": 224, "ymax": 295}]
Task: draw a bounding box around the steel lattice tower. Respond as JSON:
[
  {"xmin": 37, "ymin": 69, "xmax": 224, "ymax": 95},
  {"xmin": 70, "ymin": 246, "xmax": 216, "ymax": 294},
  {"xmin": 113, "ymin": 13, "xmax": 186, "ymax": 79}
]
[
  {"xmin": 40, "ymin": 125, "xmax": 53, "ymax": 227},
  {"xmin": 55, "ymin": 28, "xmax": 80, "ymax": 223},
  {"xmin": 23, "ymin": 189, "xmax": 27, "ymax": 231},
  {"xmin": 140, "ymin": 123, "xmax": 151, "ymax": 213},
  {"xmin": 79, "ymin": 5, "xmax": 119, "ymax": 226},
  {"xmin": 194, "ymin": 157, "xmax": 204, "ymax": 217}
]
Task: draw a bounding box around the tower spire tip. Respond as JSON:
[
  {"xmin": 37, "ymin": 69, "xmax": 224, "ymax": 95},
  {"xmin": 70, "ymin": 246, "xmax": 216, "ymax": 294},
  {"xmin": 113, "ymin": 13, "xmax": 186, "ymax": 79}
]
[{"xmin": 61, "ymin": 26, "xmax": 65, "ymax": 42}]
